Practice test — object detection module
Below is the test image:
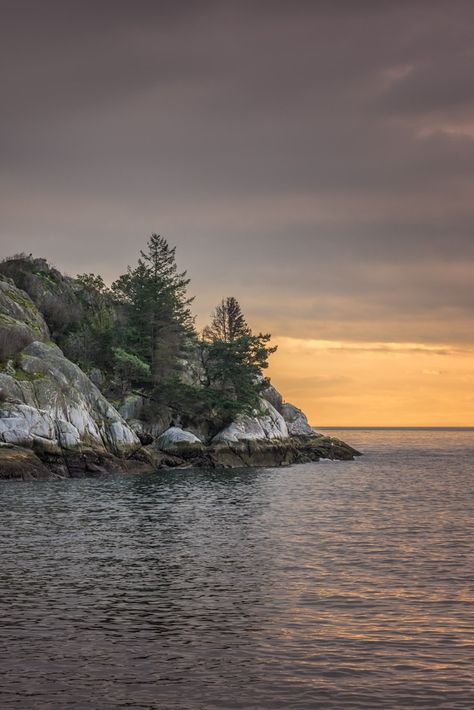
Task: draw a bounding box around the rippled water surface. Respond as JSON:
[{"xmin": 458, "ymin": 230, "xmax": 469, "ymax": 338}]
[{"xmin": 1, "ymin": 429, "xmax": 473, "ymax": 709}]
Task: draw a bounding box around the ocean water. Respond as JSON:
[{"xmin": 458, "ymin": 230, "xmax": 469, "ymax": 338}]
[{"xmin": 0, "ymin": 429, "xmax": 473, "ymax": 709}]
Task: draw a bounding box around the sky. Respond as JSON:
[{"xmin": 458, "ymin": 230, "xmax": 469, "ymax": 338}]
[{"xmin": 1, "ymin": 0, "xmax": 474, "ymax": 425}]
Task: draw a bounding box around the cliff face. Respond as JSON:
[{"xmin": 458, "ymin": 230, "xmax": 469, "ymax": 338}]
[
  {"xmin": 0, "ymin": 273, "xmax": 360, "ymax": 480},
  {"xmin": 0, "ymin": 277, "xmax": 144, "ymax": 479},
  {"xmin": 0, "ymin": 341, "xmax": 140, "ymax": 455},
  {"xmin": 0, "ymin": 278, "xmax": 49, "ymax": 356}
]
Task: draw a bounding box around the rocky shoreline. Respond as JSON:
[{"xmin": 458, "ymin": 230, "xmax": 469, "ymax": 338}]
[
  {"xmin": 0, "ymin": 434, "xmax": 360, "ymax": 481},
  {"xmin": 151, "ymin": 434, "xmax": 360, "ymax": 469},
  {"xmin": 0, "ymin": 266, "xmax": 361, "ymax": 481}
]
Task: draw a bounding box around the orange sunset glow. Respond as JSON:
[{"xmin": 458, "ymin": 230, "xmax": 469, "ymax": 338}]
[{"xmin": 268, "ymin": 337, "xmax": 474, "ymax": 426}]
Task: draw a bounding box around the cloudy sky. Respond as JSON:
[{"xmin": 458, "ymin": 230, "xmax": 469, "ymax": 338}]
[{"xmin": 1, "ymin": 0, "xmax": 474, "ymax": 424}]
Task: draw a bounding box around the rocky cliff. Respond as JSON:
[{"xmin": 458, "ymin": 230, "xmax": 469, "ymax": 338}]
[
  {"xmin": 0, "ymin": 278, "xmax": 147, "ymax": 478},
  {"xmin": 0, "ymin": 274, "xmax": 360, "ymax": 480}
]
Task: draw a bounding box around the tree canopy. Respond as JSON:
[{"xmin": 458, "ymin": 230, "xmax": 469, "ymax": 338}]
[
  {"xmin": 203, "ymin": 296, "xmax": 250, "ymax": 342},
  {"xmin": 200, "ymin": 296, "xmax": 277, "ymax": 420},
  {"xmin": 111, "ymin": 234, "xmax": 195, "ymax": 384},
  {"xmin": 0, "ymin": 238, "xmax": 278, "ymax": 430}
]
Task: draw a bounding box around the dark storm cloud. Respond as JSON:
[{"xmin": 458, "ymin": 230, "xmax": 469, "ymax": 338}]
[{"xmin": 1, "ymin": 0, "xmax": 474, "ymax": 343}]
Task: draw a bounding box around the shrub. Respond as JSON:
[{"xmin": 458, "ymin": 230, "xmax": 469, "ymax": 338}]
[
  {"xmin": 39, "ymin": 291, "xmax": 82, "ymax": 336},
  {"xmin": 0, "ymin": 325, "xmax": 33, "ymax": 362},
  {"xmin": 113, "ymin": 348, "xmax": 151, "ymax": 395}
]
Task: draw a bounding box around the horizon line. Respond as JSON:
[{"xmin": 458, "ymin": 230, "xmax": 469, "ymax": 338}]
[{"xmin": 314, "ymin": 425, "xmax": 474, "ymax": 430}]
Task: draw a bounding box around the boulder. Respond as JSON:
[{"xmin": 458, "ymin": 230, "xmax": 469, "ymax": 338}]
[
  {"xmin": 212, "ymin": 399, "xmax": 288, "ymax": 444},
  {"xmin": 261, "ymin": 382, "xmax": 315, "ymax": 436},
  {"xmin": 280, "ymin": 402, "xmax": 315, "ymax": 436},
  {"xmin": 261, "ymin": 383, "xmax": 284, "ymax": 412},
  {"xmin": 156, "ymin": 427, "xmax": 203, "ymax": 453}
]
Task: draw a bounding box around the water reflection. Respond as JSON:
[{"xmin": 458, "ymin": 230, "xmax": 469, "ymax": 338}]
[{"xmin": 0, "ymin": 430, "xmax": 473, "ymax": 708}]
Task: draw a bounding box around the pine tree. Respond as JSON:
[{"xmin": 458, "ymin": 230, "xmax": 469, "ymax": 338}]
[
  {"xmin": 200, "ymin": 297, "xmax": 277, "ymax": 418},
  {"xmin": 112, "ymin": 235, "xmax": 195, "ymax": 384},
  {"xmin": 203, "ymin": 296, "xmax": 250, "ymax": 342}
]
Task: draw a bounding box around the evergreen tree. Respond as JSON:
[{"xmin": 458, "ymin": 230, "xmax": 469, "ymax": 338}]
[
  {"xmin": 203, "ymin": 296, "xmax": 250, "ymax": 342},
  {"xmin": 200, "ymin": 297, "xmax": 277, "ymax": 419},
  {"xmin": 112, "ymin": 235, "xmax": 195, "ymax": 384},
  {"xmin": 62, "ymin": 273, "xmax": 116, "ymax": 372}
]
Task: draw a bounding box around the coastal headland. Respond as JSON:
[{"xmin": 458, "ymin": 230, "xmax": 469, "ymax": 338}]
[{"xmin": 0, "ymin": 249, "xmax": 360, "ymax": 480}]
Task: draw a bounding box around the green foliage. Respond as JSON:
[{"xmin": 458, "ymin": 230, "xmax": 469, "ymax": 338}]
[
  {"xmin": 203, "ymin": 296, "xmax": 250, "ymax": 342},
  {"xmin": 2, "ymin": 286, "xmax": 37, "ymax": 314},
  {"xmin": 200, "ymin": 296, "xmax": 277, "ymax": 424},
  {"xmin": 202, "ymin": 334, "xmax": 276, "ymax": 404},
  {"xmin": 112, "ymin": 348, "xmax": 150, "ymax": 394},
  {"xmin": 66, "ymin": 272, "xmax": 117, "ymax": 372},
  {"xmin": 1, "ymin": 243, "xmax": 278, "ymax": 432},
  {"xmin": 112, "ymin": 234, "xmax": 195, "ymax": 384},
  {"xmin": 151, "ymin": 376, "xmax": 247, "ymax": 434}
]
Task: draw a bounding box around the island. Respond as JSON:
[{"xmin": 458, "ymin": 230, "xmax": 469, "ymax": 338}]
[{"xmin": 0, "ymin": 240, "xmax": 360, "ymax": 480}]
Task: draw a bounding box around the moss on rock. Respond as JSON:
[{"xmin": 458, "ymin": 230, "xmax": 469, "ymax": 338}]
[{"xmin": 0, "ymin": 444, "xmax": 51, "ymax": 480}]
